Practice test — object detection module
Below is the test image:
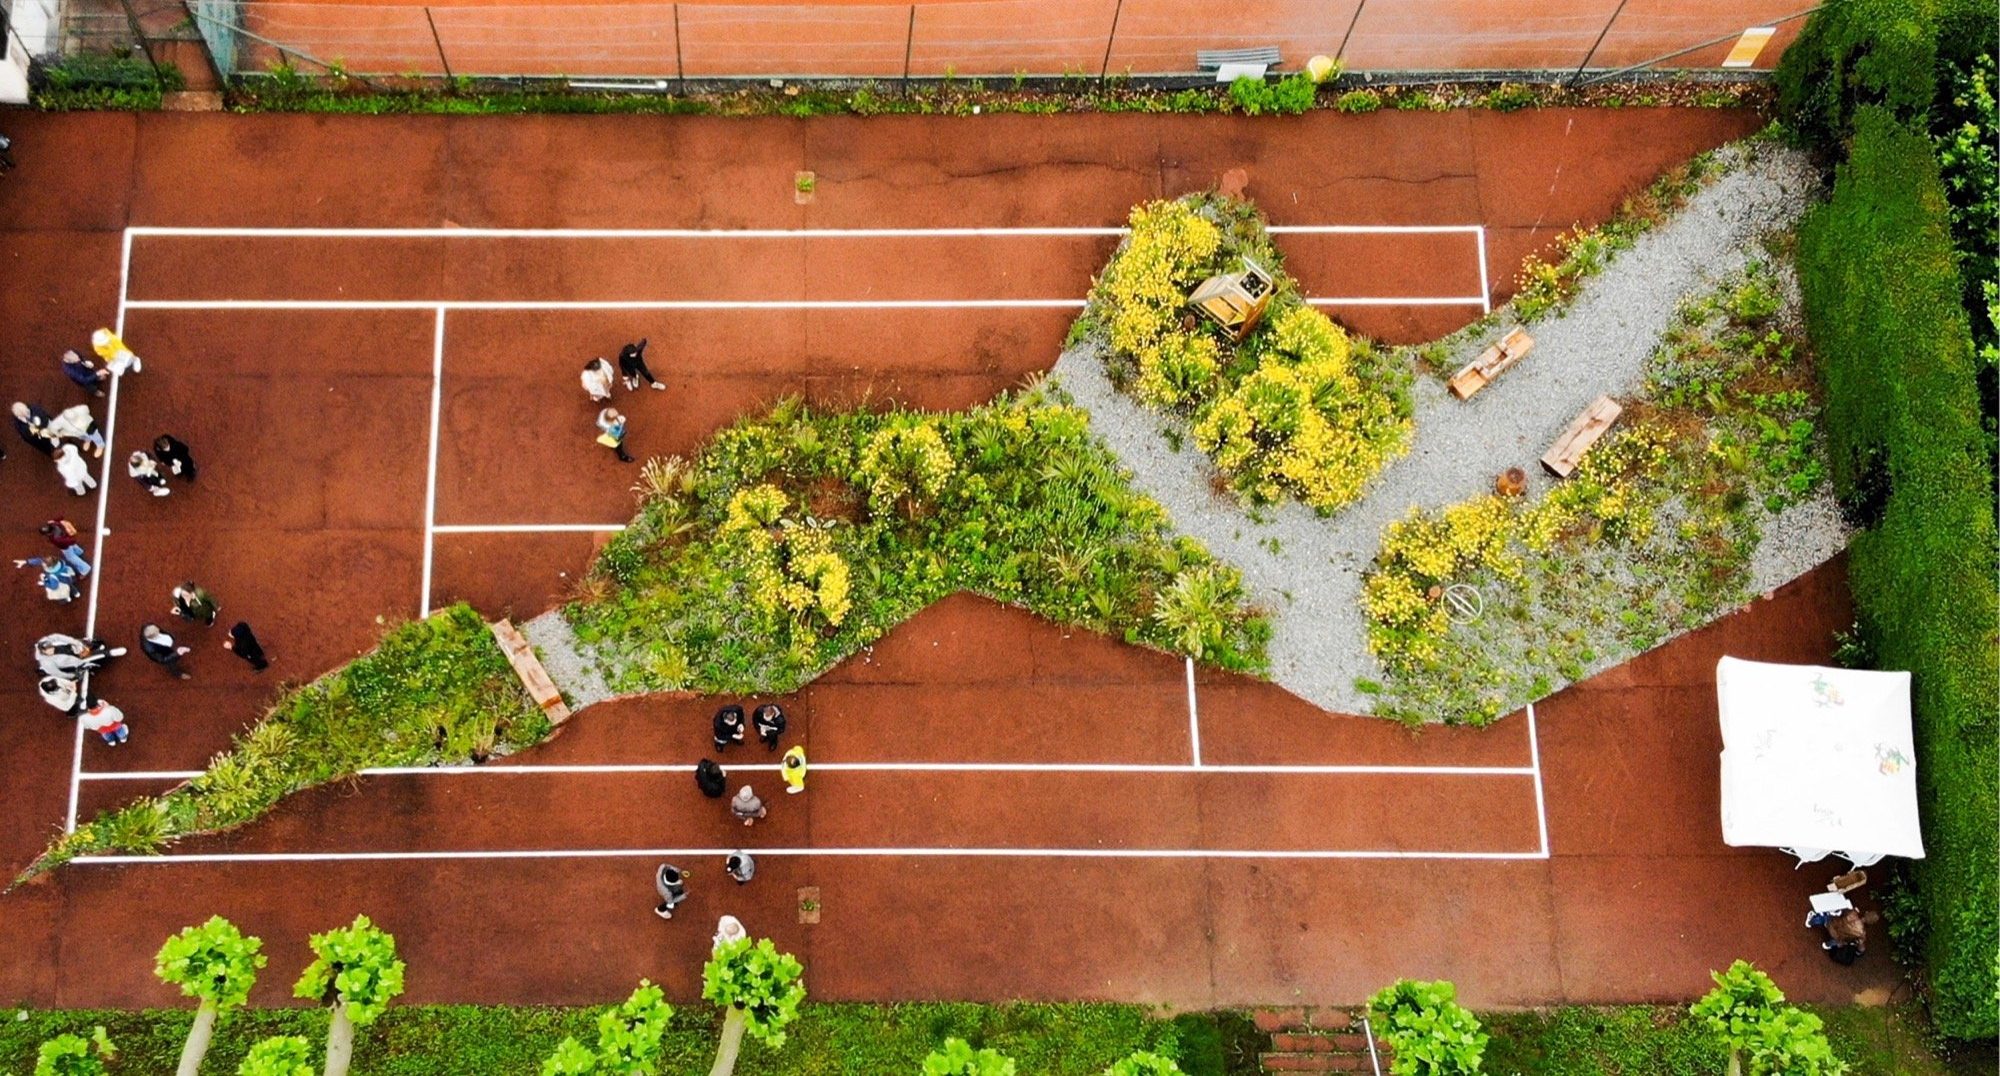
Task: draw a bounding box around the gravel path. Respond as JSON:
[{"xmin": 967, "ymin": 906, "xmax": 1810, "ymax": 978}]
[
  {"xmin": 522, "ymin": 609, "xmax": 618, "ymax": 711},
  {"xmin": 1053, "ymin": 142, "xmax": 1837, "ymax": 715}
]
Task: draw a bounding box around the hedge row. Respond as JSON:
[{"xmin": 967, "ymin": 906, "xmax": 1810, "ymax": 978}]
[
  {"xmin": 1796, "ymin": 106, "xmax": 1999, "ymax": 1040},
  {"xmin": 1774, "ymin": 0, "xmax": 1995, "ymax": 148}
]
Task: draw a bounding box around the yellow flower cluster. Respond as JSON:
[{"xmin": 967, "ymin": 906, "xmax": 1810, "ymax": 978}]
[
  {"xmin": 723, "ymin": 484, "xmax": 789, "ymax": 533},
  {"xmin": 1191, "ymin": 307, "xmax": 1409, "ymax": 511},
  {"xmin": 1521, "ymin": 424, "xmax": 1671, "ymax": 549},
  {"xmin": 856, "ymin": 421, "xmax": 957, "ymax": 513},
  {"xmin": 1363, "ymin": 496, "xmax": 1521, "ymax": 664},
  {"xmin": 1100, "ymin": 201, "xmax": 1223, "ymax": 410},
  {"xmin": 741, "ymin": 522, "xmax": 853, "ymax": 630},
  {"xmin": 1133, "ymin": 331, "xmax": 1222, "ymax": 410}
]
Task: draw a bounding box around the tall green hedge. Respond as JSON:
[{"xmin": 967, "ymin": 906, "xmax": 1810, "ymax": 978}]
[
  {"xmin": 1797, "ymin": 106, "xmax": 1999, "ymax": 1040},
  {"xmin": 1776, "ymin": 0, "xmax": 1996, "ymax": 148}
]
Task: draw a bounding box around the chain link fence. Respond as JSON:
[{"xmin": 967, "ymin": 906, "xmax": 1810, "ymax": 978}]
[{"xmin": 178, "ymin": 0, "xmax": 1817, "ymax": 84}]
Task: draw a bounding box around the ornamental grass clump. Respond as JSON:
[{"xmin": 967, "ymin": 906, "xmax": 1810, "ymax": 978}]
[{"xmin": 1084, "ymin": 195, "xmax": 1413, "ymax": 512}]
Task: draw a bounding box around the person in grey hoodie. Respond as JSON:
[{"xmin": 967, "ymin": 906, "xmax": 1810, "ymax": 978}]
[{"xmin": 730, "ymin": 786, "xmax": 766, "ymax": 827}]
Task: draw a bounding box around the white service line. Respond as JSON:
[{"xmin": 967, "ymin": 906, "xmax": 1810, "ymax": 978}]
[
  {"xmin": 418, "ymin": 308, "xmax": 445, "ymax": 619},
  {"xmin": 77, "ymin": 761, "xmax": 1539, "ymax": 781},
  {"xmin": 430, "ymin": 523, "xmax": 628, "ymax": 534},
  {"xmin": 1304, "ymin": 297, "xmax": 1487, "ymax": 307},
  {"xmin": 71, "ymin": 845, "xmax": 1548, "ymax": 865},
  {"xmin": 1528, "ymin": 702, "xmax": 1551, "ymax": 857},
  {"xmin": 1184, "ymin": 657, "xmax": 1202, "ymax": 767},
  {"xmin": 124, "ymin": 224, "xmax": 1483, "ymax": 239},
  {"xmin": 1475, "ymin": 226, "xmax": 1492, "ymax": 314},
  {"xmin": 68, "ymin": 230, "xmax": 136, "ymax": 834},
  {"xmin": 121, "ymin": 298, "xmax": 1091, "ymax": 312}
]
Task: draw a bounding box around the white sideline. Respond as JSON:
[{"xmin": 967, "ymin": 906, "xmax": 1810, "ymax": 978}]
[
  {"xmin": 123, "ymin": 224, "xmax": 1484, "ymax": 239},
  {"xmin": 1529, "ymin": 702, "xmax": 1551, "ymax": 856},
  {"xmin": 431, "ymin": 523, "xmax": 628, "ymax": 533},
  {"xmin": 120, "ymin": 297, "xmax": 1488, "ymax": 311},
  {"xmin": 1184, "ymin": 657, "xmax": 1202, "ymax": 767},
  {"xmin": 419, "ymin": 308, "xmax": 445, "ymax": 619},
  {"xmin": 78, "ymin": 761, "xmax": 1540, "ymax": 781},
  {"xmin": 71, "ymin": 846, "xmax": 1548, "ymax": 865}
]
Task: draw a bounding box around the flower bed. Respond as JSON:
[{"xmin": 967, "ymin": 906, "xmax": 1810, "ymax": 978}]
[
  {"xmin": 1074, "ymin": 196, "xmax": 1414, "ymax": 513},
  {"xmin": 564, "ymin": 385, "xmax": 1269, "ymax": 695}
]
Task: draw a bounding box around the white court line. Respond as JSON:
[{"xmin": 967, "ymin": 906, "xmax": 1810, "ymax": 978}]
[
  {"xmin": 1528, "ymin": 702, "xmax": 1550, "ymax": 857},
  {"xmin": 123, "ymin": 297, "xmax": 1488, "ymax": 312},
  {"xmin": 71, "ymin": 846, "xmax": 1547, "ymax": 865},
  {"xmin": 78, "ymin": 761, "xmax": 1540, "ymax": 781},
  {"xmin": 1475, "ymin": 227, "xmax": 1492, "ymax": 314},
  {"xmin": 123, "ymin": 224, "xmax": 1483, "ymax": 239},
  {"xmin": 1184, "ymin": 657, "xmax": 1202, "ymax": 767},
  {"xmin": 431, "ymin": 523, "xmax": 629, "ymax": 534},
  {"xmin": 67, "ymin": 230, "xmax": 136, "ymax": 834},
  {"xmin": 418, "ymin": 308, "xmax": 445, "ymax": 619}
]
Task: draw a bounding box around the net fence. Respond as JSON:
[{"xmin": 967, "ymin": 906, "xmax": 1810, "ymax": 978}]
[{"xmin": 180, "ymin": 0, "xmax": 1816, "ymax": 83}]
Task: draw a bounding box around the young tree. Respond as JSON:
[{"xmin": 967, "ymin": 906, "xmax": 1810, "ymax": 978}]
[
  {"xmin": 920, "ymin": 1037, "xmax": 1016, "ymax": 1075},
  {"xmin": 236, "ymin": 1037, "xmax": 316, "ymax": 1076},
  {"xmin": 701, "ymin": 936, "xmax": 806, "ymax": 1076},
  {"xmin": 292, "ymin": 914, "xmax": 406, "ymax": 1076},
  {"xmin": 539, "ymin": 980, "xmax": 677, "ymax": 1076},
  {"xmin": 1104, "ymin": 1051, "xmax": 1184, "ymax": 1076},
  {"xmin": 1692, "ymin": 960, "xmax": 1849, "ymax": 1076},
  {"xmin": 1367, "ymin": 979, "xmax": 1488, "ymax": 1075},
  {"xmin": 156, "ymin": 915, "xmax": 268, "ymax": 1076},
  {"xmin": 34, "ymin": 1028, "xmax": 116, "ymax": 1076}
]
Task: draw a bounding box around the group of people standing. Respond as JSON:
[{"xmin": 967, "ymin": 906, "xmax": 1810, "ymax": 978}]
[
  {"xmin": 8, "ymin": 330, "xmax": 196, "ymax": 501},
  {"xmin": 653, "ymin": 702, "xmax": 807, "ymax": 921},
  {"xmin": 15, "ymin": 329, "xmax": 273, "ymax": 746},
  {"xmin": 579, "ymin": 339, "xmax": 665, "ymax": 464}
]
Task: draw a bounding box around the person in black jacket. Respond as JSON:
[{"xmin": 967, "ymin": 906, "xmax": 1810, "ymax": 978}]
[
  {"xmin": 224, "ymin": 621, "xmax": 269, "ymax": 671},
  {"xmin": 139, "ymin": 624, "xmax": 191, "ymax": 680},
  {"xmin": 618, "ymin": 339, "xmax": 665, "ymax": 392},
  {"xmin": 712, "ymin": 705, "xmax": 746, "ymax": 750},
  {"xmin": 752, "ymin": 703, "xmax": 787, "ymax": 751},
  {"xmin": 154, "ymin": 434, "xmax": 197, "ymax": 482},
  {"xmin": 694, "ymin": 757, "xmax": 727, "ymax": 799}
]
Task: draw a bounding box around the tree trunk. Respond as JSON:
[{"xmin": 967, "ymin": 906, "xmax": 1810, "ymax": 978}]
[
  {"xmin": 1727, "ymin": 1050, "xmax": 1743, "ymax": 1076},
  {"xmin": 176, "ymin": 1000, "xmax": 217, "ymax": 1076},
  {"xmin": 323, "ymin": 1002, "xmax": 355, "ymax": 1076},
  {"xmin": 707, "ymin": 1007, "xmax": 747, "ymax": 1076}
]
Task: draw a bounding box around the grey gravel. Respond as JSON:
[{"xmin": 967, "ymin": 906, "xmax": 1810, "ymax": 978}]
[
  {"xmin": 522, "ymin": 608, "xmax": 617, "ymax": 710},
  {"xmin": 1053, "ymin": 141, "xmax": 1842, "ymax": 715}
]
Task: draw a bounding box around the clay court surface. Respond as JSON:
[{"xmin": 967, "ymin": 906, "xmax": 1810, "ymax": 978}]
[{"xmin": 0, "ymin": 106, "xmax": 1895, "ymax": 1009}]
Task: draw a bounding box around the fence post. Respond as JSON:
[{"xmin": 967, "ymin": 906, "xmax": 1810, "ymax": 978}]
[
  {"xmin": 1098, "ymin": 0, "xmax": 1123, "ymax": 85},
  {"xmin": 901, "ymin": 4, "xmax": 913, "ymax": 96},
  {"xmin": 1336, "ymin": 0, "xmax": 1368, "ymax": 63},
  {"xmin": 672, "ymin": 3, "xmax": 685, "ymax": 93},
  {"xmin": 1568, "ymin": 0, "xmax": 1629, "ymax": 86},
  {"xmin": 423, "ymin": 6, "xmax": 453, "ymax": 82}
]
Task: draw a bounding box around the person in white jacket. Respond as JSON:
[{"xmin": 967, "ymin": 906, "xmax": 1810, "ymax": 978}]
[
  {"xmin": 54, "ymin": 443, "xmax": 95, "ymax": 495},
  {"xmin": 580, "ymin": 358, "xmax": 615, "ymax": 402},
  {"xmin": 78, "ymin": 698, "xmax": 128, "ymax": 745},
  {"xmin": 128, "ymin": 450, "xmax": 169, "ymax": 497},
  {"xmin": 48, "ymin": 404, "xmax": 105, "ymax": 456}
]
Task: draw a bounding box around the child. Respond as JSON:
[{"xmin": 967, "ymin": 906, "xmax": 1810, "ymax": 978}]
[
  {"xmin": 78, "ymin": 699, "xmax": 128, "ymax": 746},
  {"xmin": 781, "ymin": 745, "xmax": 808, "ymax": 795},
  {"xmin": 654, "ymin": 864, "xmax": 688, "ymax": 920},
  {"xmin": 39, "ymin": 517, "xmax": 91, "ymax": 577},
  {"xmin": 90, "ymin": 328, "xmax": 141, "ymax": 376},
  {"xmin": 596, "ymin": 407, "xmax": 633, "ymax": 463}
]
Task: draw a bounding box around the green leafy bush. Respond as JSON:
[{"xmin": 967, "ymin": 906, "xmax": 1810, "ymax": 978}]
[
  {"xmin": 1691, "ymin": 962, "xmax": 1848, "ymax": 1076},
  {"xmin": 923, "ymin": 1037, "xmax": 1017, "ymax": 1075},
  {"xmin": 1369, "ymin": 980, "xmax": 1488, "ymax": 1075},
  {"xmin": 236, "ymin": 1036, "xmax": 315, "ymax": 1076},
  {"xmin": 1085, "ymin": 195, "xmax": 1414, "ymax": 511},
  {"xmin": 1334, "ymin": 89, "xmax": 1381, "ymax": 113},
  {"xmin": 1775, "ymin": 0, "xmax": 1995, "ymax": 150},
  {"xmin": 34, "ymin": 1030, "xmax": 115, "ymax": 1076},
  {"xmin": 1797, "ymin": 106, "xmax": 1999, "ymax": 1039}
]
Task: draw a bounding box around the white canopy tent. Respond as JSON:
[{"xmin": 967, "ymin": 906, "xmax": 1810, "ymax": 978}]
[{"xmin": 1716, "ymin": 656, "xmax": 1925, "ymax": 868}]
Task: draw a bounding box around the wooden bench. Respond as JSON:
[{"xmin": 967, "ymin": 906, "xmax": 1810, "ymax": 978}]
[
  {"xmin": 1448, "ymin": 326, "xmax": 1534, "ymax": 400},
  {"xmin": 489, "ymin": 618, "xmax": 572, "ymax": 726},
  {"xmin": 1541, "ymin": 395, "xmax": 1622, "ymax": 478}
]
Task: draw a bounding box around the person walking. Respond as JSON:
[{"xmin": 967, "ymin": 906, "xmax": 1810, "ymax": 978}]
[
  {"xmin": 712, "ymin": 704, "xmax": 746, "ymax": 751},
  {"xmin": 38, "ymin": 676, "xmax": 81, "ymax": 715},
  {"xmin": 752, "ymin": 703, "xmax": 787, "ymax": 751},
  {"xmin": 724, "ymin": 850, "xmax": 755, "ymax": 885},
  {"xmin": 730, "ymin": 785, "xmax": 767, "ymax": 827},
  {"xmin": 653, "ymin": 863, "xmax": 688, "ymax": 920},
  {"xmin": 170, "ymin": 581, "xmax": 219, "ymax": 625},
  {"xmin": 580, "ymin": 358, "xmax": 615, "ymax": 402},
  {"xmin": 153, "ymin": 435, "xmax": 196, "ymax": 482},
  {"xmin": 49, "ymin": 404, "xmax": 105, "ymax": 457},
  {"xmin": 224, "ymin": 621, "xmax": 269, "ymax": 671},
  {"xmin": 14, "ymin": 554, "xmax": 79, "ymax": 602},
  {"xmin": 618, "ymin": 339, "xmax": 665, "ymax": 392},
  {"xmin": 695, "ymin": 757, "xmax": 727, "ymax": 799},
  {"xmin": 36, "ymin": 633, "xmax": 124, "ymax": 680},
  {"xmin": 78, "ymin": 698, "xmax": 128, "ymax": 746},
  {"xmin": 12, "ymin": 401, "xmax": 58, "ymax": 456},
  {"xmin": 595, "ymin": 407, "xmax": 633, "ymax": 463},
  {"xmin": 780, "ymin": 745, "xmax": 808, "ymax": 795},
  {"xmin": 39, "ymin": 517, "xmax": 91, "ymax": 578},
  {"xmin": 711, "ymin": 915, "xmax": 747, "ymax": 954},
  {"xmin": 60, "ymin": 350, "xmax": 108, "ymax": 397},
  {"xmin": 128, "ymin": 450, "xmax": 169, "ymax": 497},
  {"xmin": 139, "ymin": 624, "xmax": 192, "ymax": 680},
  {"xmin": 54, "ymin": 444, "xmax": 95, "ymax": 496},
  {"xmin": 90, "ymin": 328, "xmax": 141, "ymax": 376}
]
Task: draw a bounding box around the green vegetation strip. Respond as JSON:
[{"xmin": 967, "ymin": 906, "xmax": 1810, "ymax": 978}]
[
  {"xmin": 565, "ymin": 388, "xmax": 1267, "ymax": 695},
  {"xmin": 0, "ymin": 1004, "xmax": 1258, "ymax": 1076},
  {"xmin": 1795, "ymin": 106, "xmax": 1999, "ymax": 1040}
]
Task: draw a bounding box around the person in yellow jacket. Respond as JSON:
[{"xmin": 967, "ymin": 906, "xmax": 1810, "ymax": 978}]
[
  {"xmin": 90, "ymin": 328, "xmax": 142, "ymax": 376},
  {"xmin": 781, "ymin": 745, "xmax": 807, "ymax": 794}
]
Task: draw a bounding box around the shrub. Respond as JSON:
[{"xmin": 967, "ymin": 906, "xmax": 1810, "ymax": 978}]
[
  {"xmin": 1334, "ymin": 89, "xmax": 1381, "ymax": 113},
  {"xmin": 1368, "ymin": 980, "xmax": 1488, "ymax": 1075},
  {"xmin": 236, "ymin": 1037, "xmax": 314, "ymax": 1076},
  {"xmin": 1775, "ymin": 0, "xmax": 1995, "ymax": 150},
  {"xmin": 856, "ymin": 420, "xmax": 957, "ymax": 515},
  {"xmin": 156, "ymin": 916, "xmax": 266, "ymax": 1076},
  {"xmin": 1227, "ymin": 72, "xmax": 1316, "ymax": 116},
  {"xmin": 922, "ymin": 1038, "xmax": 1017, "ymax": 1075},
  {"xmin": 1690, "ymin": 961, "xmax": 1848, "ymax": 1075},
  {"xmin": 1797, "ymin": 105, "xmax": 1998, "ymax": 1039},
  {"xmin": 295, "ymin": 915, "xmax": 407, "ymax": 1076}
]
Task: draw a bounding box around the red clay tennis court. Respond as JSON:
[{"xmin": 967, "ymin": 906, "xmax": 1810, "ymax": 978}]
[{"xmin": 0, "ymin": 105, "xmax": 1888, "ymax": 1011}]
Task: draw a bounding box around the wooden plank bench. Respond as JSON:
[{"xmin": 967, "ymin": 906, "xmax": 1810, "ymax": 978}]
[
  {"xmin": 1541, "ymin": 395, "xmax": 1623, "ymax": 478},
  {"xmin": 489, "ymin": 618, "xmax": 572, "ymax": 726},
  {"xmin": 1448, "ymin": 326, "xmax": 1534, "ymax": 400}
]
